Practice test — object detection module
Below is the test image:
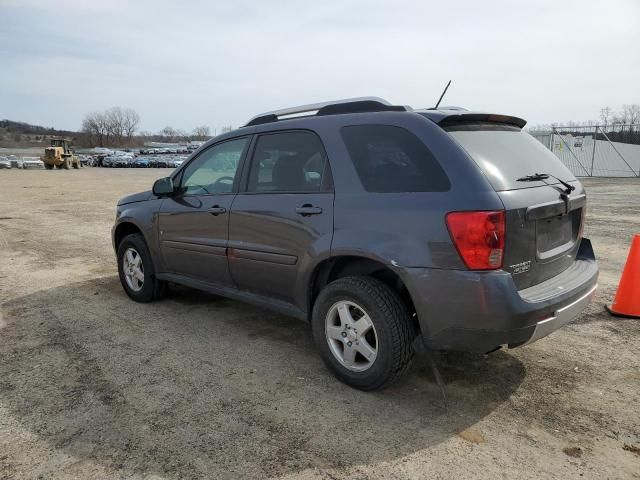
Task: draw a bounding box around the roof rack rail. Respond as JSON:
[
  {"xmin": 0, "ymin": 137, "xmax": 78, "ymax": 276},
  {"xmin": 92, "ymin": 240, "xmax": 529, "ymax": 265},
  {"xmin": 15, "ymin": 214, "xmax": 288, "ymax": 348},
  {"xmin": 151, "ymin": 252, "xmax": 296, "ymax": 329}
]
[
  {"xmin": 425, "ymin": 105, "xmax": 468, "ymax": 111},
  {"xmin": 245, "ymin": 97, "xmax": 411, "ymax": 126}
]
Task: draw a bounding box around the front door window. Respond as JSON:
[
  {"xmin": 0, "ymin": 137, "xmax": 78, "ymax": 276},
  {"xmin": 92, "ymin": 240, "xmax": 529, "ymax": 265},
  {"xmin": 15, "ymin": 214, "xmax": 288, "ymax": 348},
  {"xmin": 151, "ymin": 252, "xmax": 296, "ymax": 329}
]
[{"xmin": 179, "ymin": 137, "xmax": 248, "ymax": 196}]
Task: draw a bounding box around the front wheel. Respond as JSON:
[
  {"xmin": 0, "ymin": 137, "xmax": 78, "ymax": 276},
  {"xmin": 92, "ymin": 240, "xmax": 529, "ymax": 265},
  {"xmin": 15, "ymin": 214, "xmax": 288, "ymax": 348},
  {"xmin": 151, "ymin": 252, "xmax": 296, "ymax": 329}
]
[
  {"xmin": 312, "ymin": 276, "xmax": 416, "ymax": 391},
  {"xmin": 117, "ymin": 233, "xmax": 166, "ymax": 302}
]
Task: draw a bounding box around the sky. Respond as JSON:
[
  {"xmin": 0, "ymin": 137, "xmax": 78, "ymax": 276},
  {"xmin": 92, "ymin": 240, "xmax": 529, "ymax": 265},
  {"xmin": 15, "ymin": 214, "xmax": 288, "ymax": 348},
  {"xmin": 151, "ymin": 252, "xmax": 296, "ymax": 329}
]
[{"xmin": 1, "ymin": 0, "xmax": 639, "ymax": 133}]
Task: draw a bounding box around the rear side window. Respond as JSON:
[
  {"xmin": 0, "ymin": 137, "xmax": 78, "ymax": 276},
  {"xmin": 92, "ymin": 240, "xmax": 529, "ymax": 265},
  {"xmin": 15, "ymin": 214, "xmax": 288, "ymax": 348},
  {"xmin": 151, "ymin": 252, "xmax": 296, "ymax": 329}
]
[
  {"xmin": 340, "ymin": 125, "xmax": 450, "ymax": 192},
  {"xmin": 247, "ymin": 131, "xmax": 328, "ymax": 193},
  {"xmin": 446, "ymin": 123, "xmax": 577, "ymax": 191}
]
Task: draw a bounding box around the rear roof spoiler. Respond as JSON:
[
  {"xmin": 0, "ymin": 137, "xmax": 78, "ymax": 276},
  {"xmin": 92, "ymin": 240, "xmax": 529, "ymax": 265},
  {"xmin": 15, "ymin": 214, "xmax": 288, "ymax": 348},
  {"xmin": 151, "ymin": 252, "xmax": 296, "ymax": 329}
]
[{"xmin": 419, "ymin": 111, "xmax": 527, "ymax": 129}]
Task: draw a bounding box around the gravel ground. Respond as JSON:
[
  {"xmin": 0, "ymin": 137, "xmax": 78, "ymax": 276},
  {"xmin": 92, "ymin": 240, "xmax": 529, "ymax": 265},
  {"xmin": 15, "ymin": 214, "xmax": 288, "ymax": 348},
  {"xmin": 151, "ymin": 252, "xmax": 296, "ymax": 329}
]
[{"xmin": 0, "ymin": 170, "xmax": 638, "ymax": 480}]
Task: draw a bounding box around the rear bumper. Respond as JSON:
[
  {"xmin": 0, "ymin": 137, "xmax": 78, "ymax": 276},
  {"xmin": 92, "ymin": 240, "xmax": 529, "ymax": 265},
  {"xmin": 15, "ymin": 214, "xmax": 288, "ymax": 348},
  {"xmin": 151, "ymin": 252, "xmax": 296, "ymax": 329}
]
[
  {"xmin": 401, "ymin": 238, "xmax": 598, "ymax": 353},
  {"xmin": 523, "ymin": 284, "xmax": 597, "ymax": 345}
]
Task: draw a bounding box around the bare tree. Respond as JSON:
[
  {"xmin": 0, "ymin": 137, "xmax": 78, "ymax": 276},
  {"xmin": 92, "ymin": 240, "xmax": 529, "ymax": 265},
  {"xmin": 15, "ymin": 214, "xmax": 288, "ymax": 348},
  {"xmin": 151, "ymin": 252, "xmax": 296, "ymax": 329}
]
[
  {"xmin": 620, "ymin": 104, "xmax": 640, "ymax": 125},
  {"xmin": 105, "ymin": 107, "xmax": 125, "ymax": 145},
  {"xmin": 122, "ymin": 108, "xmax": 140, "ymax": 144},
  {"xmin": 192, "ymin": 125, "xmax": 211, "ymax": 139},
  {"xmin": 529, "ymin": 104, "xmax": 640, "ymax": 133},
  {"xmin": 611, "ymin": 113, "xmax": 625, "ymax": 127},
  {"xmin": 81, "ymin": 113, "xmax": 99, "ymax": 145},
  {"xmin": 81, "ymin": 111, "xmax": 110, "ymax": 147},
  {"xmin": 81, "ymin": 107, "xmax": 141, "ymax": 147},
  {"xmin": 175, "ymin": 129, "xmax": 189, "ymax": 141},
  {"xmin": 160, "ymin": 126, "xmax": 177, "ymax": 140}
]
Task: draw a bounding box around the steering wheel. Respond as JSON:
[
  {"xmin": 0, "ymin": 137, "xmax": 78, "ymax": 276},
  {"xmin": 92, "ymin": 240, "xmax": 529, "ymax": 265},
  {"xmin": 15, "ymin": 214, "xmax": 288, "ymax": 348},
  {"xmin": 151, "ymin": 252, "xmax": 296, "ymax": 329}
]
[{"xmin": 212, "ymin": 176, "xmax": 235, "ymax": 192}]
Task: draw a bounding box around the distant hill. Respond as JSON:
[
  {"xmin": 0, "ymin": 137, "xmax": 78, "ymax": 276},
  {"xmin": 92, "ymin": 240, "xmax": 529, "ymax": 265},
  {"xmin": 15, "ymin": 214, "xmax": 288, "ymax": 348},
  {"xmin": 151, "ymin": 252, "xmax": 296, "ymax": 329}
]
[
  {"xmin": 0, "ymin": 119, "xmax": 82, "ymax": 148},
  {"xmin": 0, "ymin": 119, "xmax": 214, "ymax": 149}
]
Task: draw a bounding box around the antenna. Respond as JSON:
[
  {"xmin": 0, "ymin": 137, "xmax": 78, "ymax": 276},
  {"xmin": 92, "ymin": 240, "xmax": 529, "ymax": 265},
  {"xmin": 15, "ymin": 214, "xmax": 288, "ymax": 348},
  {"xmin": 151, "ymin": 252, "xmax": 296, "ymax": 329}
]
[{"xmin": 434, "ymin": 80, "xmax": 452, "ymax": 109}]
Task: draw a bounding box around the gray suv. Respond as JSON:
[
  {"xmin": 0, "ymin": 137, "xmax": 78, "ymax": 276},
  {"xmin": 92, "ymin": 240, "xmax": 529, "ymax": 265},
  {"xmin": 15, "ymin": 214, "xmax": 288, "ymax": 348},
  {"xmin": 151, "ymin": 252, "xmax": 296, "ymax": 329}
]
[{"xmin": 113, "ymin": 97, "xmax": 598, "ymax": 390}]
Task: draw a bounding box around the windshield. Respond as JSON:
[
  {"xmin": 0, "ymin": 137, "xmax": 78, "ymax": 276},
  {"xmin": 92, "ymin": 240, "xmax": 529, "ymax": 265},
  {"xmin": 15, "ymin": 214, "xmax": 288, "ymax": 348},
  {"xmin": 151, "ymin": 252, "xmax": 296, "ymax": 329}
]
[{"xmin": 446, "ymin": 123, "xmax": 577, "ymax": 191}]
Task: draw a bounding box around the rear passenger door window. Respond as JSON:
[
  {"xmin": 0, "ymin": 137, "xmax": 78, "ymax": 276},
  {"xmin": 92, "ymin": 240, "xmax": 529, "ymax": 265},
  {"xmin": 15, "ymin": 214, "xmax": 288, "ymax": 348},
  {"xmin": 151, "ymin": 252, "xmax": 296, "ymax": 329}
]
[
  {"xmin": 247, "ymin": 131, "xmax": 328, "ymax": 193},
  {"xmin": 340, "ymin": 125, "xmax": 450, "ymax": 192},
  {"xmin": 228, "ymin": 130, "xmax": 334, "ymax": 304}
]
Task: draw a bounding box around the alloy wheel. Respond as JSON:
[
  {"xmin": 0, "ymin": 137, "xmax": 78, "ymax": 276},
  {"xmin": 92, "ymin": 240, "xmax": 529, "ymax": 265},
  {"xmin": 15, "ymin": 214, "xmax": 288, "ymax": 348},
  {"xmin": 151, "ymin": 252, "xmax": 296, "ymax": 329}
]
[
  {"xmin": 325, "ymin": 300, "xmax": 378, "ymax": 372},
  {"xmin": 123, "ymin": 247, "xmax": 144, "ymax": 292}
]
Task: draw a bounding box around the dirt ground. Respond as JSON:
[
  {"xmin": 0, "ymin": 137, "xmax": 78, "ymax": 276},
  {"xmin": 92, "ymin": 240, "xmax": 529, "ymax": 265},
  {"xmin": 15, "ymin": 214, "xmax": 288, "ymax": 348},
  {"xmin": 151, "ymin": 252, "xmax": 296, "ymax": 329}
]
[{"xmin": 0, "ymin": 169, "xmax": 638, "ymax": 480}]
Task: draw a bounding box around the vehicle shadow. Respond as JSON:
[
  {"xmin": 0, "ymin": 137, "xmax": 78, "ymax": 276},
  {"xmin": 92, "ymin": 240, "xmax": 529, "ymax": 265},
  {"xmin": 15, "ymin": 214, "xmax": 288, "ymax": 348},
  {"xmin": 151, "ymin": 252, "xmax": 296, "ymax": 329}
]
[{"xmin": 0, "ymin": 276, "xmax": 525, "ymax": 478}]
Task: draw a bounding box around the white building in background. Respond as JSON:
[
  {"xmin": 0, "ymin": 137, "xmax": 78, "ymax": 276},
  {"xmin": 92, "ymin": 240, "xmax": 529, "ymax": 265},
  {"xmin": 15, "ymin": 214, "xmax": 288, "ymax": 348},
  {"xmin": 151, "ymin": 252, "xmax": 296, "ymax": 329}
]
[{"xmin": 532, "ymin": 130, "xmax": 640, "ymax": 177}]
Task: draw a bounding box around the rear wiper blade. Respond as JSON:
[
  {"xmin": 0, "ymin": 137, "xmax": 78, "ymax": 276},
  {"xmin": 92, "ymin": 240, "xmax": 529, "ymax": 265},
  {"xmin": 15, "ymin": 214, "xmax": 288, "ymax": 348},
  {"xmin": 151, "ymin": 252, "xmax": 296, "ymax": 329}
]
[
  {"xmin": 517, "ymin": 173, "xmax": 549, "ymax": 182},
  {"xmin": 516, "ymin": 172, "xmax": 575, "ymax": 194}
]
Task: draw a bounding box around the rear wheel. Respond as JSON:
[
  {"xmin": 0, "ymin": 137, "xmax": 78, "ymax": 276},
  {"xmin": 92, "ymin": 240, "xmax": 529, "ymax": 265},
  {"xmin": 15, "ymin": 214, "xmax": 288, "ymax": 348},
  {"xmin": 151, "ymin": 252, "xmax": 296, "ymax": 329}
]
[
  {"xmin": 44, "ymin": 163, "xmax": 54, "ymax": 170},
  {"xmin": 312, "ymin": 276, "xmax": 416, "ymax": 390},
  {"xmin": 117, "ymin": 233, "xmax": 167, "ymax": 302}
]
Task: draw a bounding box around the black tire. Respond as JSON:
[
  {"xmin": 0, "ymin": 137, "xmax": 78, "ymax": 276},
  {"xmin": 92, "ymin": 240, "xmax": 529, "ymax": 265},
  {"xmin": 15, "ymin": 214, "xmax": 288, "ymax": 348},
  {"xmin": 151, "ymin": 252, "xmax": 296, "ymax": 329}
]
[
  {"xmin": 311, "ymin": 276, "xmax": 416, "ymax": 391},
  {"xmin": 117, "ymin": 233, "xmax": 167, "ymax": 302},
  {"xmin": 44, "ymin": 163, "xmax": 54, "ymax": 170}
]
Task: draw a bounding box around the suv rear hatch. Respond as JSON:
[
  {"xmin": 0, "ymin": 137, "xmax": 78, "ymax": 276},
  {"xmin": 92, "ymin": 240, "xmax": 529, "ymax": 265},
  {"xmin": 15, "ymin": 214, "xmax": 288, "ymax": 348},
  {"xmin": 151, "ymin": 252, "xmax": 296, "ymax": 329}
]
[{"xmin": 438, "ymin": 116, "xmax": 585, "ymax": 290}]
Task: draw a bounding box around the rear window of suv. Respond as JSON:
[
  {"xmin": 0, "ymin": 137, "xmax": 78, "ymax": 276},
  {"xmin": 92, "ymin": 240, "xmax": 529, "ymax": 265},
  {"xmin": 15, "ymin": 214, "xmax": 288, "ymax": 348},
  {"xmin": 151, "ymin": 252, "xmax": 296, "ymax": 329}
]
[
  {"xmin": 445, "ymin": 122, "xmax": 577, "ymax": 191},
  {"xmin": 340, "ymin": 125, "xmax": 450, "ymax": 193}
]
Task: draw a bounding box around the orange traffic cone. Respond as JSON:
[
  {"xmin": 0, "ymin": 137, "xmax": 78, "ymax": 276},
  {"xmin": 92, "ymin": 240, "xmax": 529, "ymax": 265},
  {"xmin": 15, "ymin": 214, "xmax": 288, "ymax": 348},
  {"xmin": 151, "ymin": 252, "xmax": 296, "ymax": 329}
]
[{"xmin": 606, "ymin": 234, "xmax": 640, "ymax": 319}]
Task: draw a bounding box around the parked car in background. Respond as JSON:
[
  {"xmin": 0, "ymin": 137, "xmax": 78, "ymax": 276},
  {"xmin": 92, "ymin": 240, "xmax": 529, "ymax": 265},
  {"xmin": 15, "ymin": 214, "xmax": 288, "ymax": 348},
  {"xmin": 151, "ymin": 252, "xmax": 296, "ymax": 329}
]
[
  {"xmin": 3, "ymin": 155, "xmax": 22, "ymax": 169},
  {"xmin": 0, "ymin": 157, "xmax": 11, "ymax": 169},
  {"xmin": 169, "ymin": 157, "xmax": 186, "ymax": 168},
  {"xmin": 132, "ymin": 157, "xmax": 150, "ymax": 168},
  {"xmin": 22, "ymin": 159, "xmax": 45, "ymax": 169},
  {"xmin": 155, "ymin": 157, "xmax": 170, "ymax": 168},
  {"xmin": 112, "ymin": 97, "xmax": 598, "ymax": 390},
  {"xmin": 114, "ymin": 157, "xmax": 133, "ymax": 168},
  {"xmin": 9, "ymin": 156, "xmax": 24, "ymax": 168}
]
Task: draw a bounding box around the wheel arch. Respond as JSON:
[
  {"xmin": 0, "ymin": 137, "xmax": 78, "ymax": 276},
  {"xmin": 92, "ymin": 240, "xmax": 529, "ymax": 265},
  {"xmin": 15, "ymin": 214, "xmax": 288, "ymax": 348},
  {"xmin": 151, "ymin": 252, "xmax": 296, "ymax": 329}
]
[
  {"xmin": 113, "ymin": 220, "xmax": 145, "ymax": 251},
  {"xmin": 307, "ymin": 255, "xmax": 420, "ymax": 333}
]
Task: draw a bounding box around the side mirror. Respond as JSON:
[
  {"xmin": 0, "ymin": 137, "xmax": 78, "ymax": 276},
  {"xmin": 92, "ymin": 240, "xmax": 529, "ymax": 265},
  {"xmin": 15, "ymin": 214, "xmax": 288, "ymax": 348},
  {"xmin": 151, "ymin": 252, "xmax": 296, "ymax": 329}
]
[{"xmin": 152, "ymin": 177, "xmax": 174, "ymax": 196}]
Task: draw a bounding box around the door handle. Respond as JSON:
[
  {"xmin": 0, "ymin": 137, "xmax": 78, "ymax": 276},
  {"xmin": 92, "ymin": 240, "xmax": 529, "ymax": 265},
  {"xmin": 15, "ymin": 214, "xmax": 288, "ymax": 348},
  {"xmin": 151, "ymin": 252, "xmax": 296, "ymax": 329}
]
[
  {"xmin": 209, "ymin": 205, "xmax": 227, "ymax": 216},
  {"xmin": 295, "ymin": 204, "xmax": 323, "ymax": 216}
]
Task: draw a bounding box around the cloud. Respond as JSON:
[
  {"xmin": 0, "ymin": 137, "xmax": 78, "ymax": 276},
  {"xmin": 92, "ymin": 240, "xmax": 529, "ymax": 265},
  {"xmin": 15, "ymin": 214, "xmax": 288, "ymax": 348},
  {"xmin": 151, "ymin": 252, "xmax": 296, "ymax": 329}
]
[{"xmin": 1, "ymin": 0, "xmax": 639, "ymax": 131}]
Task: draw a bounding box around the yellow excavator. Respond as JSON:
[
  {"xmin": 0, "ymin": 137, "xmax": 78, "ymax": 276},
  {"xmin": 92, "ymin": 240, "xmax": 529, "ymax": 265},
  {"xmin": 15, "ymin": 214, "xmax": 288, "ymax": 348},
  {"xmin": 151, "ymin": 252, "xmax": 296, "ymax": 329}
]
[{"xmin": 41, "ymin": 137, "xmax": 81, "ymax": 169}]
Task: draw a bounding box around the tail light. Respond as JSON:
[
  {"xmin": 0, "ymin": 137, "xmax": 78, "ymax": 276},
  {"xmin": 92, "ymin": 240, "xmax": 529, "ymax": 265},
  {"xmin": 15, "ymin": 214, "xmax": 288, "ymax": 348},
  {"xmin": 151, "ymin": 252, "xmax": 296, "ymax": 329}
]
[
  {"xmin": 578, "ymin": 207, "xmax": 586, "ymax": 239},
  {"xmin": 446, "ymin": 210, "xmax": 506, "ymax": 270}
]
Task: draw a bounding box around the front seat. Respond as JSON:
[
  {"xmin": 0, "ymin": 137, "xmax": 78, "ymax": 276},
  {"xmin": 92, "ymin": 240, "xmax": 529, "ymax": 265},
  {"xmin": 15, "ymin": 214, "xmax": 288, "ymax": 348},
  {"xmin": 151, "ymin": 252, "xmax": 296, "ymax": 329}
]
[{"xmin": 272, "ymin": 154, "xmax": 306, "ymax": 191}]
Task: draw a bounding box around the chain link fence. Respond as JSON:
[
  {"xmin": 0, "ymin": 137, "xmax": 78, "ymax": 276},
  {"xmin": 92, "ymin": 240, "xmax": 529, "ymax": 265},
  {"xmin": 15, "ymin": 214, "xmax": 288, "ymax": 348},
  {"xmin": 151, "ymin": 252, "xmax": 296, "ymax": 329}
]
[{"xmin": 531, "ymin": 125, "xmax": 640, "ymax": 177}]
